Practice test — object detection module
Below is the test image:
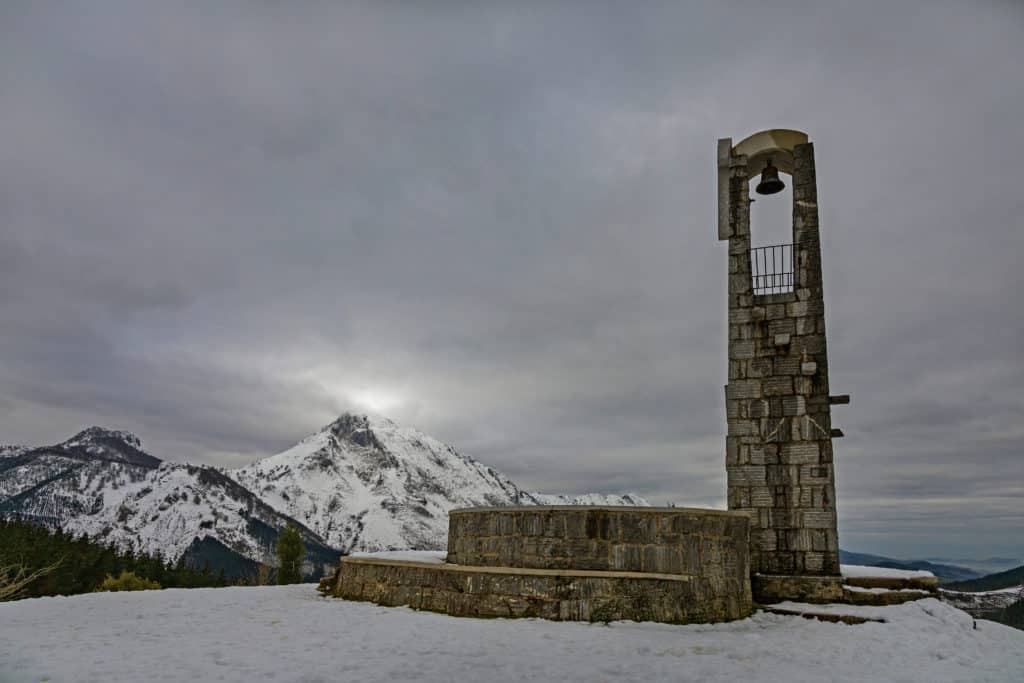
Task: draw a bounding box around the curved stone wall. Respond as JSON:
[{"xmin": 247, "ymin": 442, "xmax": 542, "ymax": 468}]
[
  {"xmin": 332, "ymin": 557, "xmax": 752, "ymax": 624},
  {"xmin": 327, "ymin": 506, "xmax": 753, "ymax": 624},
  {"xmin": 447, "ymin": 506, "xmax": 750, "ymax": 581}
]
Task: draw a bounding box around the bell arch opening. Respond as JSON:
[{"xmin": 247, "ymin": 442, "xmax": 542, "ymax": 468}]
[{"xmin": 748, "ymin": 175, "xmax": 794, "ymax": 295}]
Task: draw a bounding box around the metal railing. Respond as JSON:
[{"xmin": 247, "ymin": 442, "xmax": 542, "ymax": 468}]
[{"xmin": 751, "ymin": 243, "xmax": 794, "ymax": 295}]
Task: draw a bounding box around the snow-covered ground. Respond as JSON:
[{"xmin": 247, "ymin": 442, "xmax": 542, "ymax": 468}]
[
  {"xmin": 1, "ymin": 586, "xmax": 1022, "ymax": 682},
  {"xmin": 350, "ymin": 549, "xmax": 447, "ymax": 563},
  {"xmin": 842, "ymin": 564, "xmax": 935, "ymax": 579}
]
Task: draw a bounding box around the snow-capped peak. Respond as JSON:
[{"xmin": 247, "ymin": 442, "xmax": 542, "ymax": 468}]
[
  {"xmin": 3, "ymin": 413, "xmax": 647, "ymax": 575},
  {"xmin": 231, "ymin": 412, "xmax": 647, "ymax": 553},
  {"xmin": 58, "ymin": 426, "xmax": 160, "ymax": 468}
]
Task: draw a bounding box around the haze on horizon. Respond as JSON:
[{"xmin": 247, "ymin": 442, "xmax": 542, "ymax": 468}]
[{"xmin": 1, "ymin": 1, "xmax": 1021, "ymax": 561}]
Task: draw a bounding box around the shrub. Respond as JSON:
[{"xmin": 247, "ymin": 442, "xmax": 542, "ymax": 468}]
[{"xmin": 96, "ymin": 571, "xmax": 161, "ymax": 592}]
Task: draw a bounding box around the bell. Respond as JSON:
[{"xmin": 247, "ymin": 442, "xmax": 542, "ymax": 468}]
[{"xmin": 755, "ymin": 158, "xmax": 785, "ymax": 195}]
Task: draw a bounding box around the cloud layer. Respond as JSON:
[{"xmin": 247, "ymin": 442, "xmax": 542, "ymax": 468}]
[{"xmin": 2, "ymin": 1, "xmax": 1021, "ymax": 558}]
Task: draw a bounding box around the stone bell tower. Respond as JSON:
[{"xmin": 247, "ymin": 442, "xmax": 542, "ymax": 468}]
[{"xmin": 718, "ymin": 129, "xmax": 847, "ymax": 602}]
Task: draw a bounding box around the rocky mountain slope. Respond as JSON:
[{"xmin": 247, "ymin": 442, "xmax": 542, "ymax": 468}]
[
  {"xmin": 1, "ymin": 415, "xmax": 647, "ymax": 573},
  {"xmin": 231, "ymin": 413, "xmax": 647, "ymax": 552},
  {"xmin": 941, "ymin": 585, "xmax": 1024, "ymax": 617},
  {"xmin": 0, "ymin": 428, "xmax": 350, "ymax": 578}
]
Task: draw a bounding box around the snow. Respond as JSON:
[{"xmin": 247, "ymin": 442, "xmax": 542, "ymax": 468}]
[
  {"xmin": 530, "ymin": 492, "xmax": 649, "ymax": 506},
  {"xmin": 842, "ymin": 564, "xmax": 935, "ymax": 579},
  {"xmin": 1, "ymin": 587, "xmax": 1022, "ymax": 682},
  {"xmin": 843, "ymin": 585, "xmax": 930, "ymax": 594},
  {"xmin": 351, "ymin": 550, "xmax": 447, "ymax": 563}
]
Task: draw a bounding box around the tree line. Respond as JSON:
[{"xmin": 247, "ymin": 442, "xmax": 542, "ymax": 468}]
[
  {"xmin": 0, "ymin": 518, "xmax": 309, "ymax": 601},
  {"xmin": 0, "ymin": 518, "xmax": 228, "ymax": 599}
]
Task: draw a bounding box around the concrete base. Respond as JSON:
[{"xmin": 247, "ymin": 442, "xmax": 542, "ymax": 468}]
[
  {"xmin": 752, "ymin": 573, "xmax": 844, "ymax": 604},
  {"xmin": 329, "ymin": 556, "xmax": 753, "ymax": 624}
]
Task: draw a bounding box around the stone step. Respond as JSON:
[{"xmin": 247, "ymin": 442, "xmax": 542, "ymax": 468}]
[
  {"xmin": 763, "ymin": 606, "xmax": 885, "ymax": 625},
  {"xmin": 843, "ymin": 575, "xmax": 938, "ymax": 592},
  {"xmin": 840, "ymin": 585, "xmax": 932, "ymax": 606}
]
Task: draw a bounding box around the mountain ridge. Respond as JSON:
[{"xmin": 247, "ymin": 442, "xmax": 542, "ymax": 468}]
[
  {"xmin": 1, "ymin": 413, "xmax": 647, "ymax": 575},
  {"xmin": 230, "ymin": 412, "xmax": 647, "ymax": 553}
]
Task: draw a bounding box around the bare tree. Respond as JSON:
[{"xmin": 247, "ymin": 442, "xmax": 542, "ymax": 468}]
[{"xmin": 0, "ymin": 560, "xmax": 61, "ymax": 601}]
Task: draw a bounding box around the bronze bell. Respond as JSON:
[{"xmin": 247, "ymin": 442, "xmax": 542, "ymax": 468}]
[{"xmin": 755, "ymin": 158, "xmax": 785, "ymax": 195}]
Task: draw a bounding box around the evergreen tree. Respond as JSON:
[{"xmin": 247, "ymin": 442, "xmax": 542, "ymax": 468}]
[{"xmin": 276, "ymin": 525, "xmax": 304, "ymax": 585}]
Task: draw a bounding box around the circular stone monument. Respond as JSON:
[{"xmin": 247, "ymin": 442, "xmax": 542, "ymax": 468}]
[{"xmin": 328, "ymin": 505, "xmax": 753, "ymax": 624}]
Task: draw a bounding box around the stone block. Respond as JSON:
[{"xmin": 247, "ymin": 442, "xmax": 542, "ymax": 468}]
[
  {"xmin": 748, "ymin": 399, "xmax": 770, "ymax": 419},
  {"xmin": 727, "ymin": 421, "xmax": 757, "ymax": 437},
  {"xmin": 730, "ymin": 341, "xmax": 755, "ymax": 359},
  {"xmin": 749, "ymin": 486, "xmax": 773, "ymax": 506},
  {"xmin": 725, "ymin": 436, "xmax": 739, "ymax": 465},
  {"xmin": 729, "ymin": 466, "xmax": 767, "ymax": 486},
  {"xmin": 728, "ymin": 486, "xmax": 751, "ymax": 508},
  {"xmin": 795, "ymin": 317, "xmax": 816, "ymax": 335},
  {"xmin": 728, "ymin": 308, "xmax": 753, "ymax": 324},
  {"xmin": 803, "ymin": 552, "xmax": 826, "ymax": 573},
  {"xmin": 763, "ymin": 377, "xmax": 793, "ymax": 396},
  {"xmin": 780, "ymin": 442, "xmax": 820, "ymax": 465},
  {"xmin": 773, "ymin": 356, "xmax": 801, "ymax": 375},
  {"xmin": 768, "ymin": 319, "xmax": 795, "ymax": 337},
  {"xmin": 747, "ymin": 357, "xmax": 773, "ymax": 378},
  {"xmin": 750, "ymin": 444, "xmax": 778, "ymax": 465},
  {"xmin": 619, "ymin": 514, "xmax": 657, "ymax": 544},
  {"xmin": 800, "ymin": 511, "xmax": 836, "ymax": 529},
  {"xmin": 800, "ymin": 465, "xmax": 830, "ymax": 482},
  {"xmin": 611, "ymin": 545, "xmax": 643, "ymax": 572},
  {"xmin": 751, "ymin": 574, "xmax": 843, "ymax": 605},
  {"xmin": 728, "ymin": 273, "xmax": 752, "ymax": 293},
  {"xmin": 782, "ymin": 396, "xmax": 806, "ymax": 416},
  {"xmin": 794, "ymin": 335, "xmax": 825, "ymax": 355}
]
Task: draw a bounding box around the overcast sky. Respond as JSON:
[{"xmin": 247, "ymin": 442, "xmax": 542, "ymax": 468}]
[{"xmin": 2, "ymin": 1, "xmax": 1021, "ymax": 560}]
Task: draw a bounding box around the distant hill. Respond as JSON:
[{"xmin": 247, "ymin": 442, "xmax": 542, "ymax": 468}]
[
  {"xmin": 945, "ymin": 564, "xmax": 1024, "ymax": 592},
  {"xmin": 925, "ymin": 556, "xmax": 1022, "ymax": 576},
  {"xmin": 840, "ymin": 550, "xmax": 981, "ymax": 583}
]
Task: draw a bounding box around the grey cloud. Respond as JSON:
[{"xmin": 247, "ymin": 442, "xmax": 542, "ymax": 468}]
[{"xmin": 1, "ymin": 0, "xmax": 1021, "ymax": 559}]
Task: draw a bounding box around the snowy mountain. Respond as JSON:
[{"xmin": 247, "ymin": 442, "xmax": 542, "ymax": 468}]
[
  {"xmin": 0, "ymin": 427, "xmax": 339, "ymax": 577},
  {"xmin": 1, "ymin": 414, "xmax": 647, "ymax": 572},
  {"xmin": 231, "ymin": 413, "xmax": 647, "ymax": 552}
]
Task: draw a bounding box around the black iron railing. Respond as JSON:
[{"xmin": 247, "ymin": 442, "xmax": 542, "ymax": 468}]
[{"xmin": 751, "ymin": 243, "xmax": 794, "ymax": 295}]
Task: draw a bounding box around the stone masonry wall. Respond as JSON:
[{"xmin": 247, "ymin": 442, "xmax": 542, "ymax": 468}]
[
  {"xmin": 725, "ymin": 142, "xmax": 841, "ymax": 577},
  {"xmin": 333, "ymin": 557, "xmax": 752, "ymax": 624},
  {"xmin": 447, "ymin": 506, "xmax": 750, "ymax": 582}
]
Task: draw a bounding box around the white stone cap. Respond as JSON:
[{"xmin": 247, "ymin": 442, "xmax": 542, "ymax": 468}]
[{"xmin": 717, "ymin": 128, "xmax": 810, "ymax": 240}]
